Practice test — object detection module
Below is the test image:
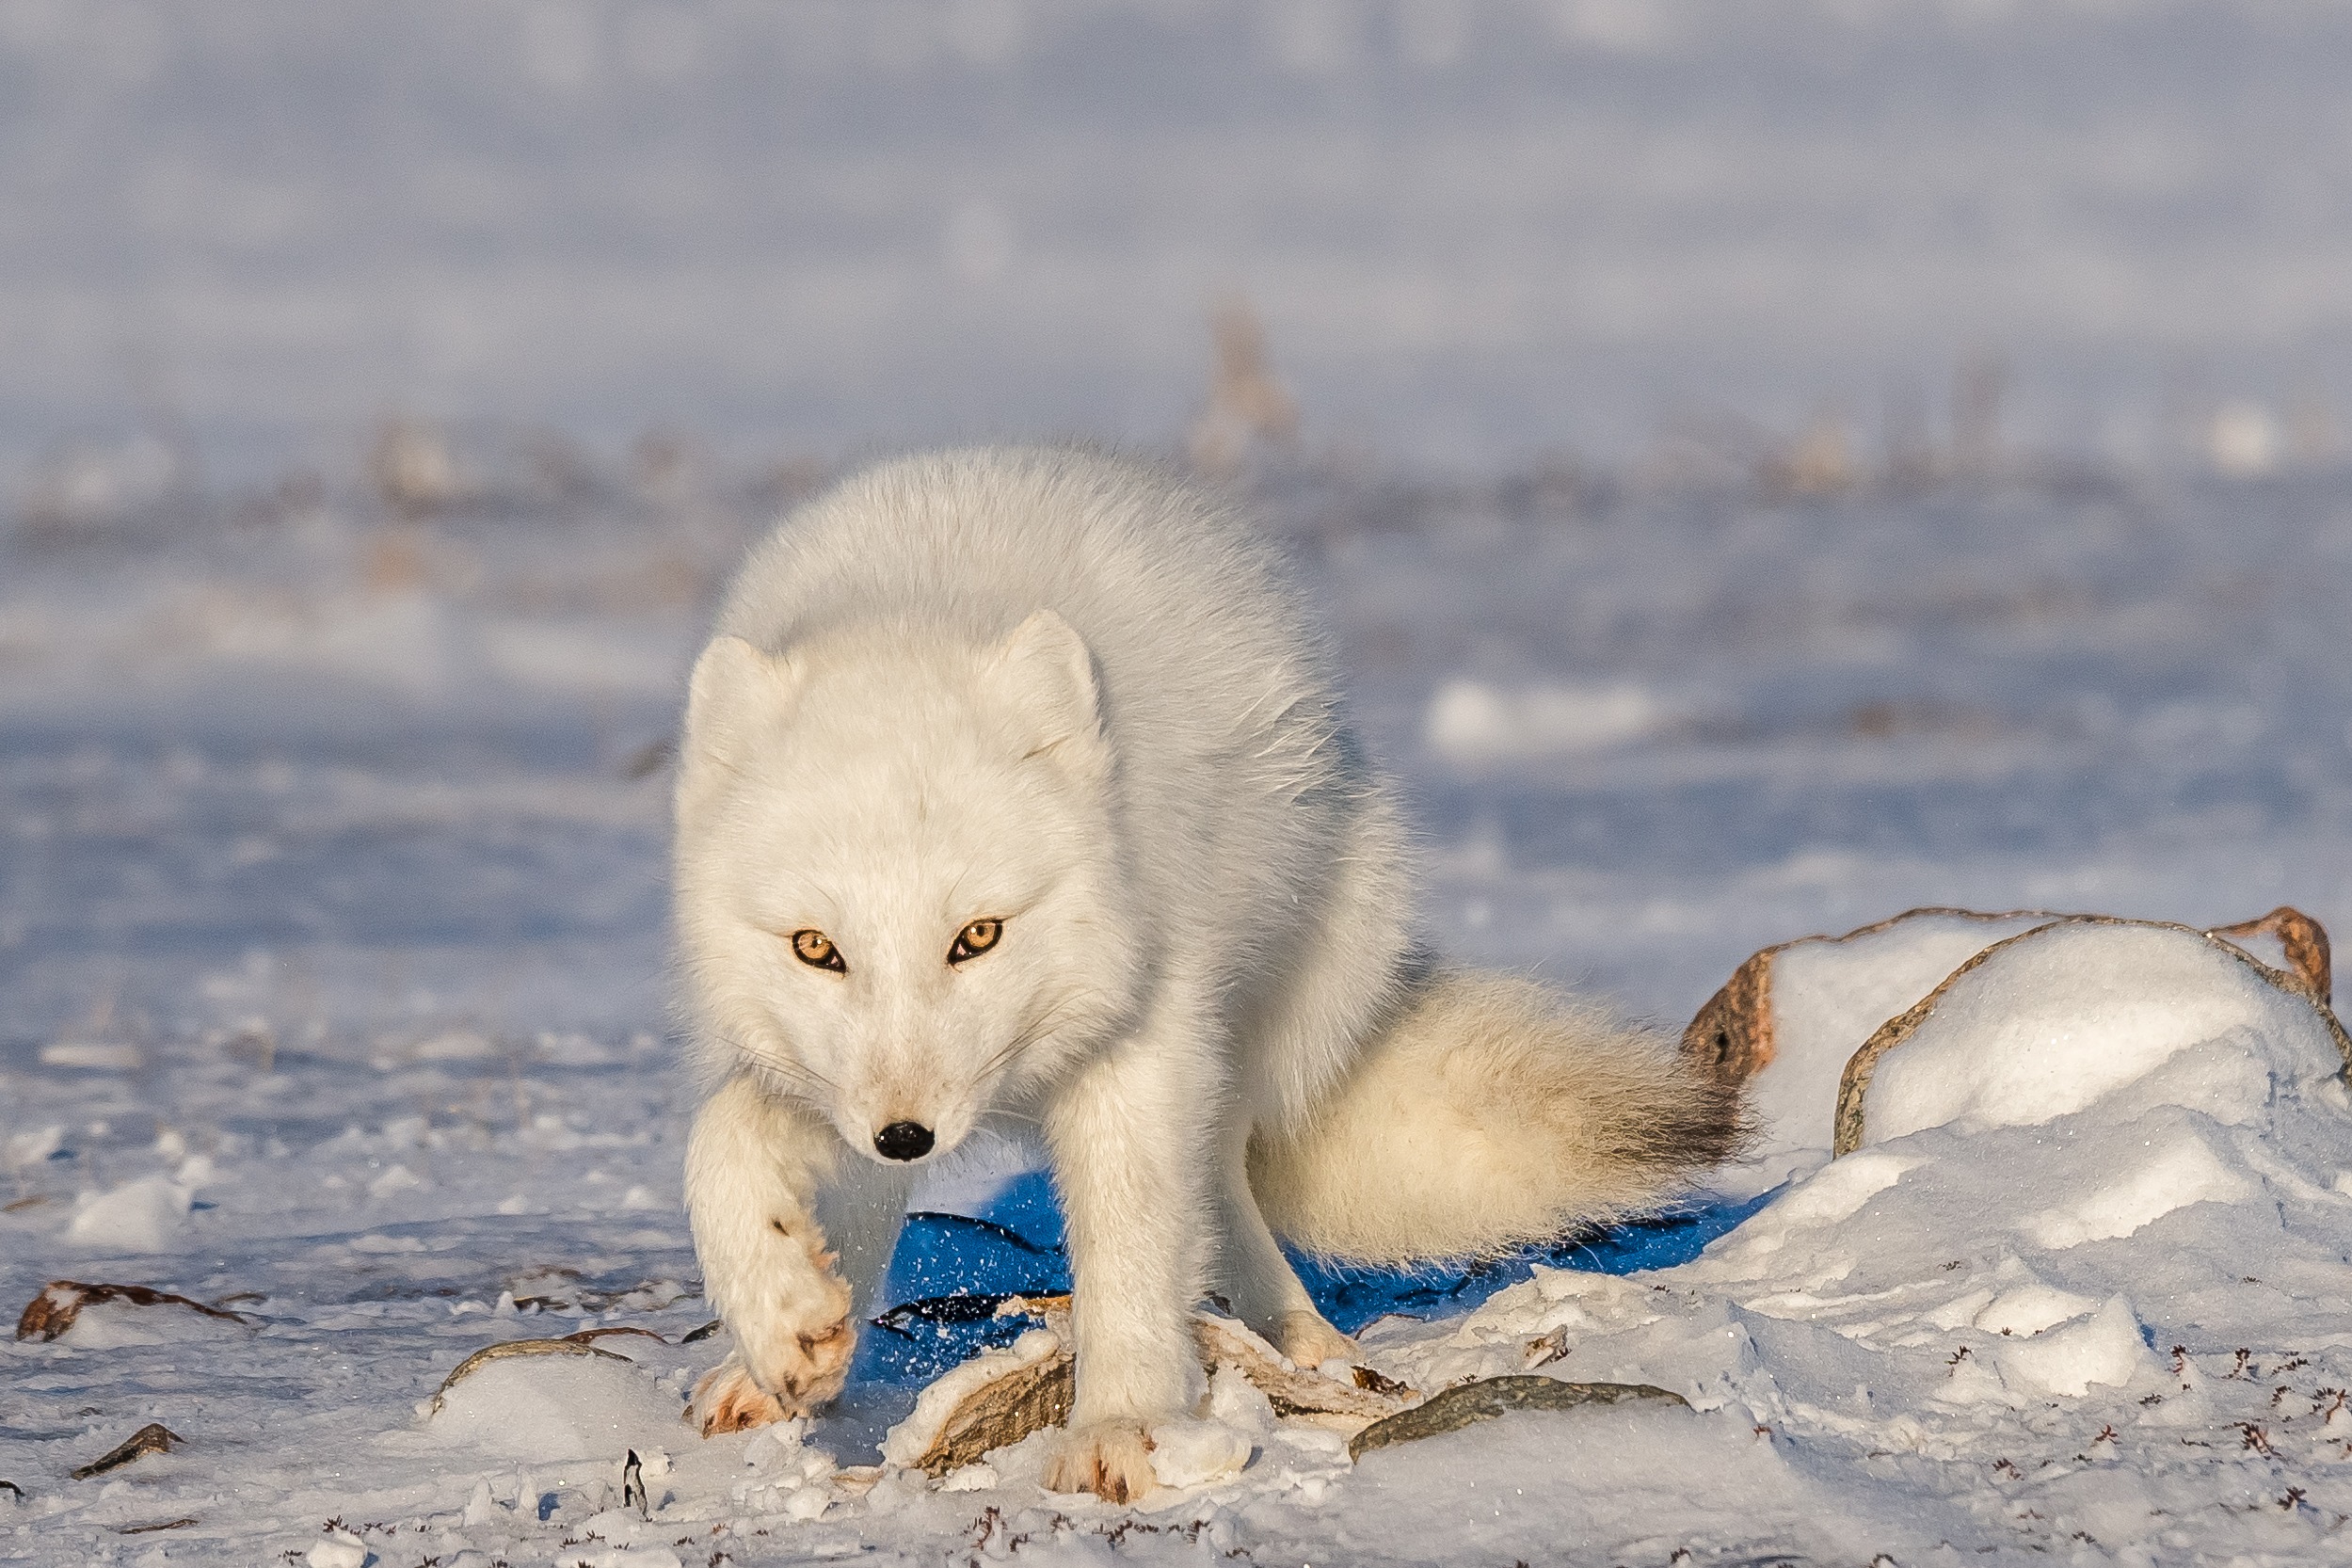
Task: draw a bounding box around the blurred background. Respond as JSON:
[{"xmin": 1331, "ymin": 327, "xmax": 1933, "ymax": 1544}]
[{"xmin": 8, "ymin": 0, "xmax": 2352, "ymax": 1166}]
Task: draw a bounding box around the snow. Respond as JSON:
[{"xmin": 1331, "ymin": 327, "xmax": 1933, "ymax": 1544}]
[
  {"xmin": 62, "ymin": 1174, "xmax": 192, "ymax": 1255},
  {"xmin": 1144, "ymin": 1419, "xmax": 1254, "ymax": 1491},
  {"xmin": 1423, "ymin": 679, "xmax": 1676, "ymax": 766},
  {"xmin": 7, "ymin": 3, "xmax": 2352, "ymax": 483}
]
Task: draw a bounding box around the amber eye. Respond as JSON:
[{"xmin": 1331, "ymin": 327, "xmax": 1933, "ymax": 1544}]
[
  {"xmin": 791, "ymin": 930, "xmax": 846, "ymax": 973},
  {"xmin": 947, "ymin": 918, "xmax": 1002, "ymax": 965}
]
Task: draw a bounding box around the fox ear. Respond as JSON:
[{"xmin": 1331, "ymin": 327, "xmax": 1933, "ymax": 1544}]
[
  {"xmin": 681, "ymin": 635, "xmax": 803, "ymax": 781},
  {"xmin": 987, "ymin": 610, "xmax": 1103, "ymax": 764}
]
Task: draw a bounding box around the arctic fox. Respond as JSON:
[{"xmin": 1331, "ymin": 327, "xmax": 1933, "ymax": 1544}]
[{"xmin": 673, "ymin": 447, "xmax": 1743, "ymax": 1499}]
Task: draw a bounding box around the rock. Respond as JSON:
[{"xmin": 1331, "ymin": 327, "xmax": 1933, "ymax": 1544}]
[
  {"xmin": 1347, "ymin": 1376, "xmax": 1688, "ymax": 1461},
  {"xmin": 882, "ymin": 1328, "xmax": 1074, "ymax": 1477},
  {"xmin": 2209, "ymin": 905, "xmax": 2333, "ymax": 1000},
  {"xmin": 1191, "ymin": 1314, "xmax": 1406, "ymax": 1429}
]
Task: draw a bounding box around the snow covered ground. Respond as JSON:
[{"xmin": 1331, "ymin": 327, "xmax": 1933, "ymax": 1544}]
[{"xmin": 8, "ymin": 454, "xmax": 2352, "ymax": 1565}]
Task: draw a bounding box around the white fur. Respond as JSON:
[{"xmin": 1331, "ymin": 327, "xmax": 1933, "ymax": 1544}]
[{"xmin": 671, "ymin": 447, "xmax": 1738, "ymax": 1496}]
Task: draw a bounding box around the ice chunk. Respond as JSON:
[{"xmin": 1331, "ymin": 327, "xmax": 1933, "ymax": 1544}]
[
  {"xmin": 305, "ymin": 1531, "xmax": 367, "ymax": 1568},
  {"xmin": 1147, "ymin": 1417, "xmax": 1254, "ymax": 1488},
  {"xmin": 1861, "ymin": 922, "xmax": 2345, "ymax": 1146}
]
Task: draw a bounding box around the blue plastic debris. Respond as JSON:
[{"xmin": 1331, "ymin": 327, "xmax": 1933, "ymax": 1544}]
[{"xmin": 851, "ymin": 1171, "xmax": 1776, "ymax": 1386}]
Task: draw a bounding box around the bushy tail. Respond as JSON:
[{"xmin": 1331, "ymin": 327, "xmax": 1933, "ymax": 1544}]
[{"xmin": 1247, "ymin": 969, "xmax": 1749, "ymax": 1266}]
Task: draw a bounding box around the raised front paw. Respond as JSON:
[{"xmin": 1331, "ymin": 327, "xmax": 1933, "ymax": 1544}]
[
  {"xmin": 1043, "ymin": 1419, "xmax": 1160, "ymax": 1504},
  {"xmin": 695, "ymin": 1268, "xmax": 856, "ymax": 1436},
  {"xmin": 691, "ymin": 1354, "xmax": 789, "ymax": 1435},
  {"xmin": 743, "ymin": 1288, "xmax": 856, "ymax": 1410}
]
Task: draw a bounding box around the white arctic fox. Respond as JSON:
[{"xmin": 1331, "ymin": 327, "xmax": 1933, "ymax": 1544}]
[{"xmin": 673, "ymin": 446, "xmax": 1743, "ymax": 1499}]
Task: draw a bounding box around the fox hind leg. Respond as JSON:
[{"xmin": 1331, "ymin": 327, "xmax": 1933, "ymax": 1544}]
[{"xmin": 1210, "ymin": 1117, "xmax": 1354, "ymax": 1368}]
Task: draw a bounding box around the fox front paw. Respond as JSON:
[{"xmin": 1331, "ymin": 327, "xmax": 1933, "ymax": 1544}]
[
  {"xmin": 692, "ymin": 1272, "xmax": 856, "ymax": 1437},
  {"xmin": 1043, "ymin": 1419, "xmax": 1160, "ymax": 1504},
  {"xmin": 692, "ymin": 1355, "xmax": 790, "ymax": 1434},
  {"xmin": 735, "ymin": 1265, "xmax": 856, "ymax": 1400}
]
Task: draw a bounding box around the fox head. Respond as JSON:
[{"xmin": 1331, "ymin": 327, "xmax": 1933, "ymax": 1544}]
[{"xmin": 672, "ymin": 610, "xmax": 1143, "ymax": 1164}]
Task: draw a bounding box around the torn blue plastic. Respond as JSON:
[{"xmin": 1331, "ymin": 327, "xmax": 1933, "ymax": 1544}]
[{"xmin": 851, "ymin": 1170, "xmax": 1776, "ymax": 1386}]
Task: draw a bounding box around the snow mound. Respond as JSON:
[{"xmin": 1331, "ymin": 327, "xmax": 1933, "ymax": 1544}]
[
  {"xmin": 426, "ymin": 1352, "xmax": 680, "ymax": 1464},
  {"xmin": 64, "ymin": 1174, "xmax": 191, "ymax": 1252},
  {"xmin": 1704, "ymin": 908, "xmax": 2346, "ymax": 1156}
]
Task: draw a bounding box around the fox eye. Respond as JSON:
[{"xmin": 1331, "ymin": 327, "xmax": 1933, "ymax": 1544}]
[
  {"xmin": 790, "ymin": 930, "xmax": 846, "ymax": 973},
  {"xmin": 948, "ymin": 918, "xmax": 1002, "ymax": 965}
]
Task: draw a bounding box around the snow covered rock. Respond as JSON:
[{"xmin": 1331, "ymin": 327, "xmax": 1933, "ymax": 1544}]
[
  {"xmin": 14, "ymin": 1279, "xmax": 251, "ymax": 1346},
  {"xmin": 1839, "ymin": 918, "xmax": 2350, "ymax": 1154},
  {"xmin": 879, "ymin": 1325, "xmax": 1070, "ymax": 1476},
  {"xmin": 1391, "ymin": 901, "xmax": 2352, "ymax": 1507},
  {"xmin": 426, "ymin": 1345, "xmax": 678, "ymax": 1464},
  {"xmin": 1684, "ymin": 904, "xmax": 2343, "ymax": 1152}
]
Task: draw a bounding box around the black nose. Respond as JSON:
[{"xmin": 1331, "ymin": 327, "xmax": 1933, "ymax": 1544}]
[{"xmin": 874, "ymin": 1121, "xmax": 935, "ymax": 1161}]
